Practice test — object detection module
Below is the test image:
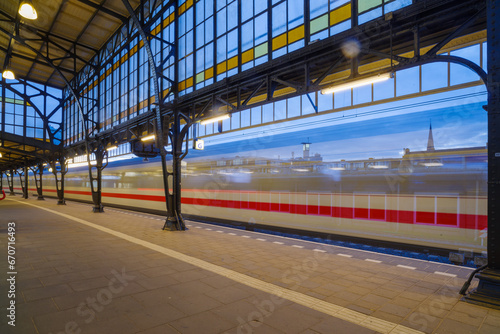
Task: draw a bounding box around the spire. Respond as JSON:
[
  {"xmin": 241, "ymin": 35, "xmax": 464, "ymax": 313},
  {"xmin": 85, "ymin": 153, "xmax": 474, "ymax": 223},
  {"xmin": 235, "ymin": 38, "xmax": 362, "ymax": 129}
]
[{"xmin": 427, "ymin": 123, "xmax": 435, "ymax": 151}]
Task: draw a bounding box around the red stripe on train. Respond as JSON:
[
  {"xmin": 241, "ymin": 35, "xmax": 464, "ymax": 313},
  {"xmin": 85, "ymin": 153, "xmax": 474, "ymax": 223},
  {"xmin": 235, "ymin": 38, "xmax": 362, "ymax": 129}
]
[{"xmin": 23, "ymin": 188, "xmax": 487, "ymax": 230}]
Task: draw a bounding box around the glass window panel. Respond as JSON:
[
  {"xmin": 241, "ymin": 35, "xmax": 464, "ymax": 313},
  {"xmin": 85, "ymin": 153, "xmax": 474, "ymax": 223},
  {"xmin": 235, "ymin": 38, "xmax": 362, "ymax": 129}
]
[
  {"xmin": 450, "ymin": 45, "xmax": 481, "ymax": 85},
  {"xmin": 302, "ymin": 95, "xmax": 315, "ymax": 115},
  {"xmin": 272, "ymin": 3, "xmax": 287, "ymax": 36},
  {"xmin": 227, "ymin": 30, "xmax": 238, "ymax": 58},
  {"xmin": 421, "ymin": 63, "xmax": 447, "ymax": 91},
  {"xmin": 334, "ymin": 89, "xmax": 351, "ymax": 109},
  {"xmin": 330, "ymin": 20, "xmax": 350, "ymax": 35},
  {"xmin": 241, "ymin": 109, "xmax": 251, "ymax": 127},
  {"xmin": 251, "ymin": 106, "xmax": 262, "ymax": 125},
  {"xmin": 242, "ymin": 0, "xmax": 253, "ymax": 22},
  {"xmin": 373, "ymin": 77, "xmax": 395, "ymax": 100},
  {"xmin": 396, "ymin": 67, "xmax": 419, "ymax": 96},
  {"xmin": 287, "ymin": 96, "xmax": 301, "ymax": 117},
  {"xmin": 217, "ymin": 36, "xmax": 227, "ymax": 62},
  {"xmin": 206, "ymin": 0, "xmax": 214, "ymax": 17},
  {"xmin": 263, "ymin": 103, "xmax": 273, "ymax": 122},
  {"xmin": 196, "ymin": 22, "xmax": 205, "ymax": 49},
  {"xmin": 310, "ymin": 0, "xmax": 328, "ymax": 19},
  {"xmin": 275, "ymin": 100, "xmax": 286, "ymax": 120},
  {"xmin": 255, "ymin": 13, "xmax": 268, "ymax": 45},
  {"xmin": 483, "ymin": 42, "xmax": 487, "ymax": 71},
  {"xmin": 359, "ymin": 0, "xmax": 382, "ymax": 13},
  {"xmin": 196, "ymin": 49, "xmax": 205, "ymax": 73},
  {"xmin": 358, "ymin": 8, "xmax": 382, "ymax": 24},
  {"xmin": 353, "ymin": 84, "xmax": 372, "ymax": 105},
  {"xmin": 205, "ymin": 17, "xmax": 214, "ymax": 42},
  {"xmin": 217, "ymin": 0, "xmax": 226, "ymax": 11},
  {"xmin": 186, "ymin": 8, "xmax": 194, "ymax": 31},
  {"xmin": 227, "ymin": 1, "xmax": 238, "ymax": 30},
  {"xmin": 242, "ymin": 21, "xmax": 254, "ymax": 51},
  {"xmin": 196, "ymin": 0, "xmax": 205, "ymax": 24},
  {"xmin": 318, "ymin": 91, "xmax": 333, "ymax": 111},
  {"xmin": 288, "ymin": 0, "xmax": 304, "ymax": 29},
  {"xmin": 231, "ymin": 111, "xmax": 240, "ymax": 129},
  {"xmin": 385, "ymin": 0, "xmax": 412, "ymax": 12},
  {"xmin": 217, "ymin": 7, "xmax": 226, "ymax": 36},
  {"xmin": 205, "ymin": 42, "xmax": 214, "ymax": 68},
  {"xmin": 255, "ymin": 0, "xmax": 267, "ymax": 14}
]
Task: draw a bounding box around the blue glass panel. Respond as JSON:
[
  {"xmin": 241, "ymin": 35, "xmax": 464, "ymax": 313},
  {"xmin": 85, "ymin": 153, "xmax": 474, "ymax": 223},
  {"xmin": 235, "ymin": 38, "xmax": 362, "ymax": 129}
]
[
  {"xmin": 196, "ymin": 22, "xmax": 205, "ymax": 49},
  {"xmin": 450, "ymin": 44, "xmax": 481, "ymax": 85},
  {"xmin": 310, "ymin": 30, "xmax": 329, "ymax": 42},
  {"xmin": 228, "ymin": 29, "xmax": 238, "ymax": 57},
  {"xmin": 275, "ymin": 100, "xmax": 286, "ymax": 120},
  {"xmin": 272, "ymin": 48, "xmax": 287, "ymax": 59},
  {"xmin": 251, "ymin": 106, "xmax": 261, "ymax": 125},
  {"xmin": 196, "ymin": 49, "xmax": 205, "ymax": 73},
  {"xmin": 186, "ymin": 30, "xmax": 194, "ymax": 55},
  {"xmin": 217, "ymin": 36, "xmax": 227, "ymax": 62},
  {"xmin": 242, "ymin": 62, "xmax": 254, "ymax": 71},
  {"xmin": 255, "ymin": 13, "xmax": 268, "ymax": 45},
  {"xmin": 217, "ymin": 7, "xmax": 226, "ymax": 36},
  {"xmin": 358, "ymin": 8, "xmax": 382, "ymax": 25},
  {"xmin": 205, "ymin": 42, "xmax": 214, "ymax": 68},
  {"xmin": 318, "ymin": 91, "xmax": 333, "ymax": 111},
  {"xmin": 288, "ymin": 0, "xmax": 304, "ymax": 29},
  {"xmin": 272, "ymin": 3, "xmax": 287, "ymax": 36},
  {"xmin": 396, "ymin": 67, "xmax": 419, "ymax": 96},
  {"xmin": 242, "ymin": 21, "xmax": 254, "ymax": 51},
  {"xmin": 263, "ymin": 103, "xmax": 273, "ymax": 122},
  {"xmin": 385, "ymin": 0, "xmax": 412, "ymax": 13},
  {"xmin": 217, "ymin": 0, "xmax": 226, "ymax": 11},
  {"xmin": 205, "ymin": 17, "xmax": 214, "ymax": 43},
  {"xmin": 330, "ymin": 0, "xmax": 350, "ymax": 8},
  {"xmin": 242, "ymin": 0, "xmax": 253, "ymax": 22},
  {"xmin": 422, "ymin": 63, "xmax": 447, "ymax": 91},
  {"xmin": 373, "ymin": 77, "xmax": 394, "ymax": 100},
  {"xmin": 196, "ymin": 0, "xmax": 205, "ymax": 24},
  {"xmin": 334, "ymin": 89, "xmax": 351, "ymax": 109},
  {"xmin": 255, "ymin": 0, "xmax": 267, "ymax": 14},
  {"xmin": 206, "ymin": 0, "xmax": 214, "ymax": 17},
  {"xmin": 241, "ymin": 109, "xmax": 251, "ymax": 127},
  {"xmin": 227, "ymin": 1, "xmax": 238, "ymax": 30},
  {"xmin": 330, "ymin": 20, "xmax": 350, "ymax": 35},
  {"xmin": 483, "ymin": 42, "xmax": 487, "ymax": 71},
  {"xmin": 310, "ymin": 0, "xmax": 328, "ymax": 19},
  {"xmin": 186, "ymin": 8, "xmax": 194, "ymax": 31},
  {"xmin": 288, "ymin": 40, "xmax": 304, "ymax": 52},
  {"xmin": 353, "ymin": 84, "xmax": 372, "ymax": 105},
  {"xmin": 287, "ymin": 96, "xmax": 301, "ymax": 117}
]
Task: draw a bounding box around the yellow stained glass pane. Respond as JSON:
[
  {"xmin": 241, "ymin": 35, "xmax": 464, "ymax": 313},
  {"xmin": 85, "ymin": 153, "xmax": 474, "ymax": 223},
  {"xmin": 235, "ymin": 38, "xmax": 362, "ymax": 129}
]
[
  {"xmin": 272, "ymin": 33, "xmax": 287, "ymax": 51},
  {"xmin": 330, "ymin": 4, "xmax": 351, "ymax": 26},
  {"xmin": 288, "ymin": 25, "xmax": 304, "ymax": 44}
]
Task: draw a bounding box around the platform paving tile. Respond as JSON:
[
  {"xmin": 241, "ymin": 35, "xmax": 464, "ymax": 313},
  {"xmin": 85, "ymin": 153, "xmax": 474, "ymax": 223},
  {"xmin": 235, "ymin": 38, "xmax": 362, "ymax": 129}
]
[{"xmin": 4, "ymin": 198, "xmax": 500, "ymax": 334}]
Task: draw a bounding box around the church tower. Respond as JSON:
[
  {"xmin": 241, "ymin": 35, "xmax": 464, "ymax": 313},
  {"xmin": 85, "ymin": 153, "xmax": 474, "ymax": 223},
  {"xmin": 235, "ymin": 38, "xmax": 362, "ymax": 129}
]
[{"xmin": 427, "ymin": 123, "xmax": 435, "ymax": 151}]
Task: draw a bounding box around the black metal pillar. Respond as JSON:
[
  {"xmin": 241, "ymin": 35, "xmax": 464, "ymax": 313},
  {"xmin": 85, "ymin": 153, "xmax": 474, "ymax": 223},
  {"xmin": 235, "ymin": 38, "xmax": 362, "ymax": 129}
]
[
  {"xmin": 463, "ymin": 0, "xmax": 500, "ymax": 308},
  {"xmin": 50, "ymin": 158, "xmax": 67, "ymax": 205},
  {"xmin": 163, "ymin": 109, "xmax": 187, "ymax": 231},
  {"xmin": 18, "ymin": 167, "xmax": 28, "ymax": 199},
  {"xmin": 30, "ymin": 163, "xmax": 44, "ymax": 200},
  {"xmin": 90, "ymin": 148, "xmax": 107, "ymax": 213},
  {"xmin": 7, "ymin": 169, "xmax": 15, "ymax": 195}
]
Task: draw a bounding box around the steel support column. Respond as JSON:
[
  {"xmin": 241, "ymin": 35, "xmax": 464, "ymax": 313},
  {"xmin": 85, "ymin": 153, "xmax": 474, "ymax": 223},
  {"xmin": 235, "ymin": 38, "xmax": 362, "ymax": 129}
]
[
  {"xmin": 90, "ymin": 148, "xmax": 107, "ymax": 212},
  {"xmin": 50, "ymin": 158, "xmax": 67, "ymax": 205},
  {"xmin": 7, "ymin": 169, "xmax": 15, "ymax": 196},
  {"xmin": 30, "ymin": 163, "xmax": 44, "ymax": 200},
  {"xmin": 18, "ymin": 167, "xmax": 28, "ymax": 199},
  {"xmin": 463, "ymin": 0, "xmax": 500, "ymax": 309}
]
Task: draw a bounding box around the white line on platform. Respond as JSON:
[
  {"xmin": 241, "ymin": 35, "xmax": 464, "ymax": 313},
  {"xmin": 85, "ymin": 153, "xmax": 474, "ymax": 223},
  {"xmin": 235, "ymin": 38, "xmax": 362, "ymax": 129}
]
[
  {"xmin": 365, "ymin": 259, "xmax": 382, "ymax": 263},
  {"xmin": 313, "ymin": 249, "xmax": 327, "ymax": 253},
  {"xmin": 337, "ymin": 253, "xmax": 353, "ymax": 258},
  {"xmin": 195, "ymin": 226, "xmax": 202, "ymax": 229},
  {"xmin": 228, "ymin": 233, "xmax": 237, "ymax": 236},
  {"xmin": 216, "ymin": 231, "xmax": 224, "ymax": 233},
  {"xmin": 205, "ymin": 228, "xmax": 212, "ymax": 230},
  {"xmin": 273, "ymin": 241, "xmax": 284, "ymax": 245},
  {"xmin": 434, "ymin": 271, "xmax": 457, "ymax": 278},
  {"xmin": 16, "ymin": 199, "xmax": 425, "ymax": 334},
  {"xmin": 397, "ymin": 265, "xmax": 417, "ymax": 270},
  {"xmin": 256, "ymin": 238, "xmax": 266, "ymax": 241},
  {"xmin": 292, "ymin": 245, "xmax": 304, "ymax": 248},
  {"xmin": 242, "ymin": 235, "xmax": 250, "ymax": 238}
]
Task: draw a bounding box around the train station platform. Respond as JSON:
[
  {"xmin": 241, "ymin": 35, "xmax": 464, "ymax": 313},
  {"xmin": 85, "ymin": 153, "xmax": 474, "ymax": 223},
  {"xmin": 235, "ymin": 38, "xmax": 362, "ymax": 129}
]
[{"xmin": 1, "ymin": 197, "xmax": 499, "ymax": 334}]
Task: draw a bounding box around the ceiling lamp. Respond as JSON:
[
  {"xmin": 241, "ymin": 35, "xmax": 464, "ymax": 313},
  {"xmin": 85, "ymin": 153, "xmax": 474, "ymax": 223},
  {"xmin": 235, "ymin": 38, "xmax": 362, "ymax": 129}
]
[
  {"xmin": 321, "ymin": 72, "xmax": 393, "ymax": 94},
  {"xmin": 200, "ymin": 114, "xmax": 230, "ymax": 125},
  {"xmin": 2, "ymin": 69, "xmax": 15, "ymax": 80},
  {"xmin": 19, "ymin": 0, "xmax": 38, "ymax": 20}
]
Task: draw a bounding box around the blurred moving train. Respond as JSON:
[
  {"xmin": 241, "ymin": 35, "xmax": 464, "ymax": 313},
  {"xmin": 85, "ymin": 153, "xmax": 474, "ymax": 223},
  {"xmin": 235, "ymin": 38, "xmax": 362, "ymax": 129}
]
[{"xmin": 7, "ymin": 99, "xmax": 489, "ymax": 256}]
